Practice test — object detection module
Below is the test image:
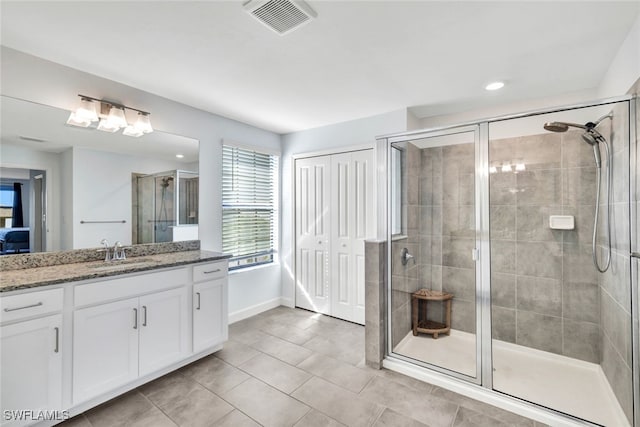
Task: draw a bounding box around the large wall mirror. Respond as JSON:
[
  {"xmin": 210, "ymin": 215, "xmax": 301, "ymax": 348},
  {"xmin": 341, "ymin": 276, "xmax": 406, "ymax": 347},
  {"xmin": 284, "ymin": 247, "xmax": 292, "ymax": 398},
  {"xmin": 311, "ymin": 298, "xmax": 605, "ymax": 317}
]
[{"xmin": 0, "ymin": 95, "xmax": 199, "ymax": 255}]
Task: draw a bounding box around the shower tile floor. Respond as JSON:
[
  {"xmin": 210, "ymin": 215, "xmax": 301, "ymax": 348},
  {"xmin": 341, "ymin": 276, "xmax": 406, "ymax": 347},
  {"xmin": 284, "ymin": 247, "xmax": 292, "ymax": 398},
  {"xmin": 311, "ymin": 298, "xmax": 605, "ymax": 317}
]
[
  {"xmin": 61, "ymin": 307, "xmax": 541, "ymax": 427},
  {"xmin": 395, "ymin": 330, "xmax": 629, "ymax": 426}
]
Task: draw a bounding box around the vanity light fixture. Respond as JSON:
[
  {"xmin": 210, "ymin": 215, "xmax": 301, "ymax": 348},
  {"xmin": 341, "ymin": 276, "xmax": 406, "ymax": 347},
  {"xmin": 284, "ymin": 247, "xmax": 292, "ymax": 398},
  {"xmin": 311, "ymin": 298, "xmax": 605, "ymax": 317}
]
[
  {"xmin": 489, "ymin": 165, "xmax": 498, "ymax": 174},
  {"xmin": 515, "ymin": 162, "xmax": 526, "ymax": 172},
  {"xmin": 175, "ymin": 154, "xmax": 185, "ymax": 159},
  {"xmin": 66, "ymin": 94, "xmax": 153, "ymax": 137},
  {"xmin": 501, "ymin": 163, "xmax": 512, "ymax": 172}
]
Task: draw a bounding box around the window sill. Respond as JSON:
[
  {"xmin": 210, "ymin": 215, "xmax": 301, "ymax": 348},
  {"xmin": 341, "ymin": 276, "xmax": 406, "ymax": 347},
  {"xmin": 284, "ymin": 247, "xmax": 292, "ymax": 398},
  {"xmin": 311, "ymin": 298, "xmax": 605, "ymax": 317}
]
[{"xmin": 229, "ymin": 262, "xmax": 280, "ymax": 275}]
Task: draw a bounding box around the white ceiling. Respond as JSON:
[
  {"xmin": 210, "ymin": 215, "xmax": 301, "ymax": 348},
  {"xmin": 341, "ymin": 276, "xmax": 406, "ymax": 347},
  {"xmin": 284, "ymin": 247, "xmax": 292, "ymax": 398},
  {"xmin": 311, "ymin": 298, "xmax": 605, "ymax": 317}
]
[{"xmin": 1, "ymin": 1, "xmax": 638, "ymax": 134}]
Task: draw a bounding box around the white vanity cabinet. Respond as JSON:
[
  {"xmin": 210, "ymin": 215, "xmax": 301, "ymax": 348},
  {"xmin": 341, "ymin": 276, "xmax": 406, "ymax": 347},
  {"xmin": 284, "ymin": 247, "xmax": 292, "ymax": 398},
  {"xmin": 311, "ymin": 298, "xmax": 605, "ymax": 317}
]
[
  {"xmin": 72, "ymin": 270, "xmax": 189, "ymax": 404},
  {"xmin": 193, "ymin": 262, "xmax": 228, "ymax": 353},
  {"xmin": 0, "ymin": 289, "xmax": 64, "ymax": 427},
  {"xmin": 1, "ymin": 256, "xmax": 229, "ymax": 425},
  {"xmin": 72, "ymin": 297, "xmax": 139, "ymax": 404},
  {"xmin": 138, "ymin": 287, "xmax": 189, "ymax": 376}
]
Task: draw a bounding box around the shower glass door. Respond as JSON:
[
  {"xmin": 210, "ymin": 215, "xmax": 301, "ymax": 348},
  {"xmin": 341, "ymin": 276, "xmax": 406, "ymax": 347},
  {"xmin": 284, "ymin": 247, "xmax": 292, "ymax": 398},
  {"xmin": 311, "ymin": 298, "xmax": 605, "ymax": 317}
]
[
  {"xmin": 488, "ymin": 100, "xmax": 633, "ymax": 426},
  {"xmin": 388, "ymin": 125, "xmax": 481, "ymax": 382}
]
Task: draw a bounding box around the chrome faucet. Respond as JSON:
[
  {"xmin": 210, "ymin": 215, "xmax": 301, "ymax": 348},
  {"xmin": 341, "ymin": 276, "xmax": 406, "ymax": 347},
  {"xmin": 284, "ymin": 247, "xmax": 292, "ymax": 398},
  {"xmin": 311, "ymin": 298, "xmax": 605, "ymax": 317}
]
[
  {"xmin": 112, "ymin": 241, "xmax": 126, "ymax": 260},
  {"xmin": 100, "ymin": 238, "xmax": 112, "ymax": 262}
]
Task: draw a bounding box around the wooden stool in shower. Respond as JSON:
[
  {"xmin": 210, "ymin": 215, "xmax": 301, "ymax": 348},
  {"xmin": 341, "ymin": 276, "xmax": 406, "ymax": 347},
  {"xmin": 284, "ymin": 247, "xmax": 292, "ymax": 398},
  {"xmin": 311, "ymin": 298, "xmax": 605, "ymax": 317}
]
[{"xmin": 411, "ymin": 289, "xmax": 453, "ymax": 339}]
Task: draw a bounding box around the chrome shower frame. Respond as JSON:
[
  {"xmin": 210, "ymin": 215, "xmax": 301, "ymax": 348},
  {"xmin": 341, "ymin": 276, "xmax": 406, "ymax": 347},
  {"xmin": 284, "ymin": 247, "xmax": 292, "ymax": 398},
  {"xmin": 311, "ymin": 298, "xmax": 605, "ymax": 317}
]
[{"xmin": 378, "ymin": 94, "xmax": 638, "ymax": 426}]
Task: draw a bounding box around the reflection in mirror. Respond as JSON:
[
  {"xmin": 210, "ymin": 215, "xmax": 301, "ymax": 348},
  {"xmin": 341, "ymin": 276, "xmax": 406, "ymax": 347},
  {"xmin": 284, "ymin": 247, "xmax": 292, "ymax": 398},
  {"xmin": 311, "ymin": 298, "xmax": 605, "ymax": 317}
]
[
  {"xmin": 0, "ymin": 95, "xmax": 199, "ymax": 255},
  {"xmin": 133, "ymin": 170, "xmax": 199, "ymax": 245}
]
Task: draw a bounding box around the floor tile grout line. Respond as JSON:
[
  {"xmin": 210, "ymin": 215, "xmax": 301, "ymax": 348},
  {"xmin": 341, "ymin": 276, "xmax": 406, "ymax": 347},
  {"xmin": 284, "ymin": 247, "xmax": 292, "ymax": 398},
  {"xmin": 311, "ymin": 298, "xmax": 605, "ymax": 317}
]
[
  {"xmin": 136, "ymin": 389, "xmax": 180, "ymax": 427},
  {"xmin": 450, "ymin": 405, "xmax": 460, "ymax": 427}
]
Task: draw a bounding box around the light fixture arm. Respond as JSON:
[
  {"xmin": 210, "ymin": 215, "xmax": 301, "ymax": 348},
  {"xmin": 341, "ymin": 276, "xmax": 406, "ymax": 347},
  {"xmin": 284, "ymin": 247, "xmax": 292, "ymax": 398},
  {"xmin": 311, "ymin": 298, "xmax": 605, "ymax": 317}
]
[{"xmin": 77, "ymin": 94, "xmax": 151, "ymax": 116}]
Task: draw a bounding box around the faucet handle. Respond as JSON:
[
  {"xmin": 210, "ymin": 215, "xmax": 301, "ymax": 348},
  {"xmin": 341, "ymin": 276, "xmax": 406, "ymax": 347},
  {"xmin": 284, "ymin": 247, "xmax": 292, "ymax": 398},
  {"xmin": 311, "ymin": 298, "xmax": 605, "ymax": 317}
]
[
  {"xmin": 113, "ymin": 241, "xmax": 123, "ymax": 260},
  {"xmin": 100, "ymin": 238, "xmax": 112, "ymax": 262}
]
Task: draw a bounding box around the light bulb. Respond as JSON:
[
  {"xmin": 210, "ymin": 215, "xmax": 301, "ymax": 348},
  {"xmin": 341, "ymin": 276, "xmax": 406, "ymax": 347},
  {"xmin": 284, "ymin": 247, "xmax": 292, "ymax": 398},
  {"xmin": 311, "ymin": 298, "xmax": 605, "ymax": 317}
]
[
  {"xmin": 97, "ymin": 118, "xmax": 120, "ymax": 133},
  {"xmin": 489, "ymin": 165, "xmax": 497, "ymax": 174},
  {"xmin": 66, "ymin": 112, "xmax": 91, "ymax": 128},
  {"xmin": 106, "ymin": 106, "xmax": 128, "ymax": 128},
  {"xmin": 501, "ymin": 163, "xmax": 512, "ymax": 173},
  {"xmin": 134, "ymin": 112, "xmax": 153, "ymax": 134},
  {"xmin": 123, "ymin": 125, "xmax": 144, "ymax": 137},
  {"xmin": 515, "ymin": 163, "xmax": 526, "ymax": 172},
  {"xmin": 75, "ymin": 98, "xmax": 99, "ymax": 122}
]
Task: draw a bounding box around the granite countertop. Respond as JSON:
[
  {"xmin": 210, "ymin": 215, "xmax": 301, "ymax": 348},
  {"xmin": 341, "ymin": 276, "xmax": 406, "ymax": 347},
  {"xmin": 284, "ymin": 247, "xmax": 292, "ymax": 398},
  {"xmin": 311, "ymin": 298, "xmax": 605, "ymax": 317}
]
[{"xmin": 0, "ymin": 250, "xmax": 231, "ymax": 293}]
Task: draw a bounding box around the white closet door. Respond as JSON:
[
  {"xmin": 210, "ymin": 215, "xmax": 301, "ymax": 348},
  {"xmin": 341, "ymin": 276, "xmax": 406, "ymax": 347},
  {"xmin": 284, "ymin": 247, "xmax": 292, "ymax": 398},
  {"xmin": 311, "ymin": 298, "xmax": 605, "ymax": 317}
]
[
  {"xmin": 330, "ymin": 150, "xmax": 374, "ymax": 324},
  {"xmin": 295, "ymin": 156, "xmax": 331, "ymax": 315}
]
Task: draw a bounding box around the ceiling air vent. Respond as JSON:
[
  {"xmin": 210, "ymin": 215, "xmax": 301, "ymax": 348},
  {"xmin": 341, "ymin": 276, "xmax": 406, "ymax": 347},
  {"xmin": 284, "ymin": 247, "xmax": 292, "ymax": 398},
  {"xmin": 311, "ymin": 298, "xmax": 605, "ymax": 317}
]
[{"xmin": 244, "ymin": 0, "xmax": 316, "ymax": 35}]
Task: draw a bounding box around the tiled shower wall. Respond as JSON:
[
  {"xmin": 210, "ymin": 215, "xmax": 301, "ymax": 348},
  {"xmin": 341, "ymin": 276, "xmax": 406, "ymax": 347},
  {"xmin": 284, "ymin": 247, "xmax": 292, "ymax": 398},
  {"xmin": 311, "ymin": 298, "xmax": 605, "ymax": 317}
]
[
  {"xmin": 391, "ymin": 141, "xmax": 477, "ymax": 348},
  {"xmin": 390, "ymin": 142, "xmax": 421, "ymax": 348},
  {"xmin": 489, "ymin": 130, "xmax": 601, "ymax": 363},
  {"xmin": 598, "ymin": 102, "xmax": 633, "ymax": 421}
]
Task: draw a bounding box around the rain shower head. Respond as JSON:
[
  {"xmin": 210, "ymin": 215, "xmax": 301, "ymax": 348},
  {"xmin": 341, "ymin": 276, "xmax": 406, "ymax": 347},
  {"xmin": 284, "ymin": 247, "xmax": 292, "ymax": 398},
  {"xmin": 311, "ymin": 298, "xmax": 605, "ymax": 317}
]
[
  {"xmin": 543, "ymin": 121, "xmax": 589, "ymax": 132},
  {"xmin": 160, "ymin": 176, "xmax": 174, "ymax": 188}
]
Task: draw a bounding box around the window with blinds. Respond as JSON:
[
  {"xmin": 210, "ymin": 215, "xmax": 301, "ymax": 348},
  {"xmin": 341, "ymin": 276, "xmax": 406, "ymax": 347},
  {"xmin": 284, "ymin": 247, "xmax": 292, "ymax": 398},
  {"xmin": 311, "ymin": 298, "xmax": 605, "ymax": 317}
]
[{"xmin": 222, "ymin": 145, "xmax": 278, "ymax": 270}]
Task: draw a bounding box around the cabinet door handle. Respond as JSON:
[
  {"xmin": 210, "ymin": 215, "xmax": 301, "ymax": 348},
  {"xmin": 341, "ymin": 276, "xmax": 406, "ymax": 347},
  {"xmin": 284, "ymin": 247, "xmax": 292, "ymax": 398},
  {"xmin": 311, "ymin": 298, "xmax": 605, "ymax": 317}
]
[
  {"xmin": 4, "ymin": 301, "xmax": 43, "ymax": 312},
  {"xmin": 54, "ymin": 327, "xmax": 59, "ymax": 353},
  {"xmin": 203, "ymin": 269, "xmax": 221, "ymax": 274},
  {"xmin": 196, "ymin": 292, "xmax": 201, "ymax": 310},
  {"xmin": 142, "ymin": 306, "xmax": 147, "ymax": 327},
  {"xmin": 133, "ymin": 308, "xmax": 138, "ymax": 329}
]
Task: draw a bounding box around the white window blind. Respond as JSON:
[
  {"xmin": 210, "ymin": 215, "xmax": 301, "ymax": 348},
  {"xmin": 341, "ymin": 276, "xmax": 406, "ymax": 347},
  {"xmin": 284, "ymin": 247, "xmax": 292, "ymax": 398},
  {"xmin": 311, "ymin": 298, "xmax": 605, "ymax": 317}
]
[{"xmin": 222, "ymin": 145, "xmax": 278, "ymax": 270}]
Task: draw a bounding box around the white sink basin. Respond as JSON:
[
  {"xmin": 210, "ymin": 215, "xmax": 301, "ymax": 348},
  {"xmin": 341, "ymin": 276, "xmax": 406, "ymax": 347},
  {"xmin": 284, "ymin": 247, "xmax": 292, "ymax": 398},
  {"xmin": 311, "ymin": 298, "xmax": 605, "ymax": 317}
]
[{"xmin": 90, "ymin": 259, "xmax": 156, "ymax": 272}]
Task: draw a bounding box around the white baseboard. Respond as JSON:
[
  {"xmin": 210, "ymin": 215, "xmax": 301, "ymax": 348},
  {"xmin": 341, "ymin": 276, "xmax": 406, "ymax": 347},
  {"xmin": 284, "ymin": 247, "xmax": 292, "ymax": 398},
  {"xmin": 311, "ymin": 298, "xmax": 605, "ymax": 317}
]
[
  {"xmin": 228, "ymin": 297, "xmax": 284, "ymax": 324},
  {"xmin": 280, "ymin": 297, "xmax": 294, "ymax": 308}
]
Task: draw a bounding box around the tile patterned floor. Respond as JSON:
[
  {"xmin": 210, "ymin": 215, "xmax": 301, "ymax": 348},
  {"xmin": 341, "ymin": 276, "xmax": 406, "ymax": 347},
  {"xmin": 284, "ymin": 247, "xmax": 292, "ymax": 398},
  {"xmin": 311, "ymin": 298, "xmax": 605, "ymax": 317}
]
[{"xmin": 63, "ymin": 307, "xmax": 543, "ymax": 427}]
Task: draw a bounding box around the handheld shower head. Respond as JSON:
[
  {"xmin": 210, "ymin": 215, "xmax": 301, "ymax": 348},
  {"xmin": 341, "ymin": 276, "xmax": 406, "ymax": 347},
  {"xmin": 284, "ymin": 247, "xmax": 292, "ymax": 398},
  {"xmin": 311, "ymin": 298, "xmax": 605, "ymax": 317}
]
[{"xmin": 583, "ymin": 133, "xmax": 602, "ymax": 168}]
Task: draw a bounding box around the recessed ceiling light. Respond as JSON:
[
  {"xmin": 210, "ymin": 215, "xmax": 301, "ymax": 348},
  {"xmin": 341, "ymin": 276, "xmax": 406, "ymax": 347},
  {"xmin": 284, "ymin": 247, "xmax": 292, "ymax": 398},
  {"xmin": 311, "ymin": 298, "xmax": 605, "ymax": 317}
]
[
  {"xmin": 176, "ymin": 154, "xmax": 184, "ymax": 158},
  {"xmin": 485, "ymin": 81, "xmax": 505, "ymax": 91}
]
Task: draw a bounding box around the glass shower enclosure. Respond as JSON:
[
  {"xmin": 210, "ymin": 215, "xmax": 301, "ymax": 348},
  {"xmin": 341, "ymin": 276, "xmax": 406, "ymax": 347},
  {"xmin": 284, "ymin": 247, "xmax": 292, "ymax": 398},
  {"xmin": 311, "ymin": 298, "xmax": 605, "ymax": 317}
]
[
  {"xmin": 135, "ymin": 170, "xmax": 199, "ymax": 244},
  {"xmin": 382, "ymin": 97, "xmax": 638, "ymax": 426}
]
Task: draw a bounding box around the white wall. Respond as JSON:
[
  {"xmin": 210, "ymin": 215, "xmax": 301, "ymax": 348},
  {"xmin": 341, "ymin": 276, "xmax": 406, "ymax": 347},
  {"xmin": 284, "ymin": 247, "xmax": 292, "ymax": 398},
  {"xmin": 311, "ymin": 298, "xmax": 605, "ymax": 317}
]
[
  {"xmin": 280, "ymin": 109, "xmax": 408, "ymax": 306},
  {"xmin": 0, "ymin": 143, "xmax": 63, "ymax": 251},
  {"xmin": 1, "ymin": 47, "xmax": 282, "ymax": 316},
  {"xmin": 417, "ymin": 88, "xmax": 597, "ymax": 130},
  {"xmin": 598, "ymin": 14, "xmax": 640, "ymax": 98},
  {"xmin": 71, "ymin": 147, "xmax": 185, "ymax": 249}
]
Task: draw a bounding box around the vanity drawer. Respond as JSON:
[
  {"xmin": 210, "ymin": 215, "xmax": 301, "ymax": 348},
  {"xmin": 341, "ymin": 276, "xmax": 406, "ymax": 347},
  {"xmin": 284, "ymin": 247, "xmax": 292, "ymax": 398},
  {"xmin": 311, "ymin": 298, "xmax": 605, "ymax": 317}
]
[
  {"xmin": 1, "ymin": 288, "xmax": 64, "ymax": 324},
  {"xmin": 193, "ymin": 261, "xmax": 227, "ymax": 282},
  {"xmin": 75, "ymin": 267, "xmax": 188, "ymax": 307}
]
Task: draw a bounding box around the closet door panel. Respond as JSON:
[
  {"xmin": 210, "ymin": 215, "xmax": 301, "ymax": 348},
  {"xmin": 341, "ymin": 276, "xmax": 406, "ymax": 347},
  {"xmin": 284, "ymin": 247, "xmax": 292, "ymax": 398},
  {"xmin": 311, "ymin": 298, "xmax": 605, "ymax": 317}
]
[
  {"xmin": 350, "ymin": 150, "xmax": 374, "ymax": 324},
  {"xmin": 295, "ymin": 156, "xmax": 331, "ymax": 314},
  {"xmin": 330, "ymin": 153, "xmax": 354, "ymax": 322}
]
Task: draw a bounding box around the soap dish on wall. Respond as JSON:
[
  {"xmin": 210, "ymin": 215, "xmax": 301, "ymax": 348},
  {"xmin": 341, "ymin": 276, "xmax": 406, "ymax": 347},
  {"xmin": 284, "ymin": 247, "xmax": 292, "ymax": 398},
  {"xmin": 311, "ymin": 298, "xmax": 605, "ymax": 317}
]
[{"xmin": 549, "ymin": 215, "xmax": 575, "ymax": 230}]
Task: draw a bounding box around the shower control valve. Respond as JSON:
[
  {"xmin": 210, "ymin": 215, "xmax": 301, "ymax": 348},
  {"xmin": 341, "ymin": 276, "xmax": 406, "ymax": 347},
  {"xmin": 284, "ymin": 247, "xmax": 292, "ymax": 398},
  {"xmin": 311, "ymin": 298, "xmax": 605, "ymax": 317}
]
[{"xmin": 401, "ymin": 247, "xmax": 415, "ymax": 266}]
